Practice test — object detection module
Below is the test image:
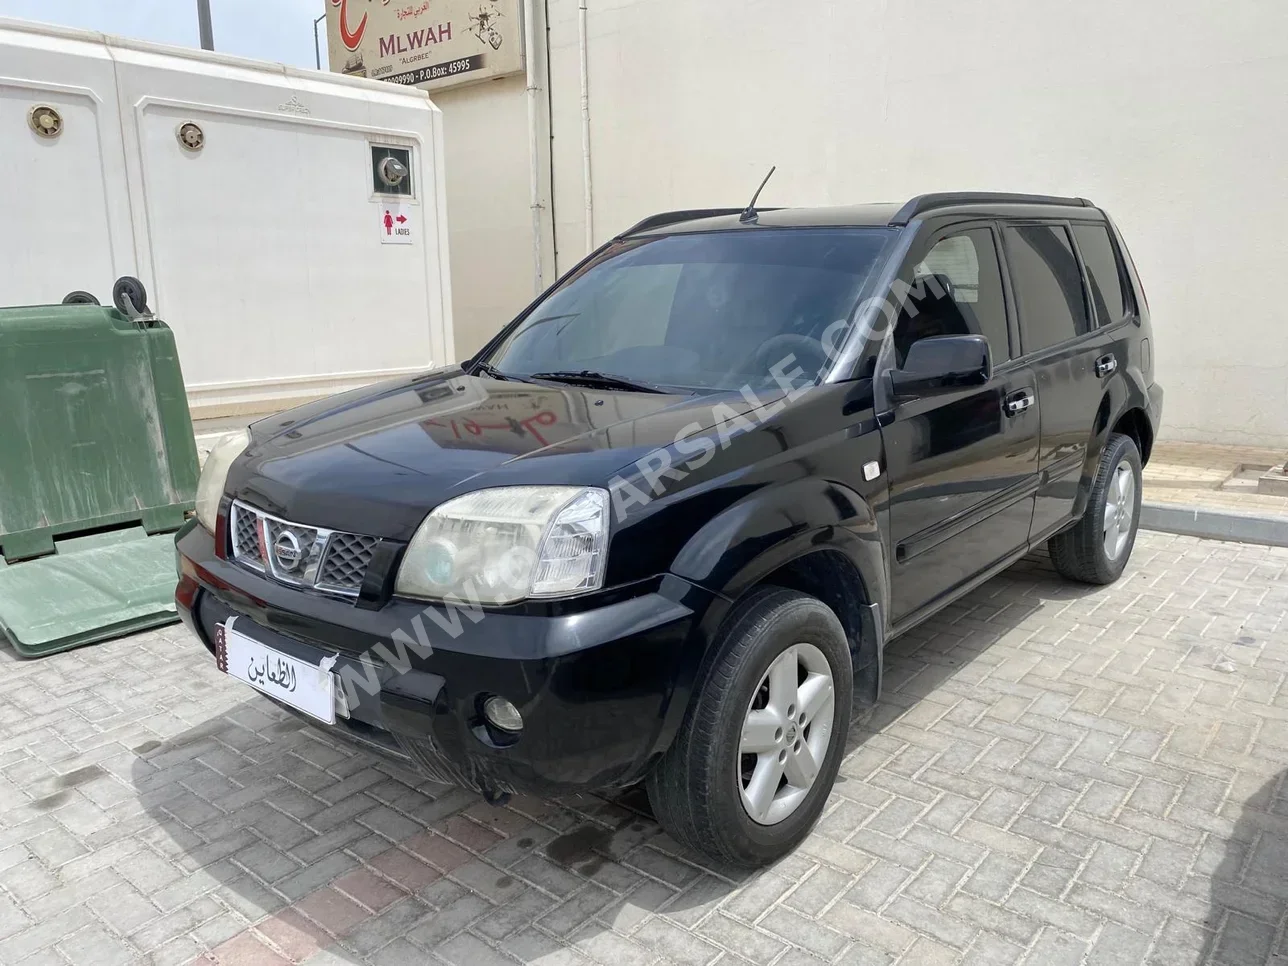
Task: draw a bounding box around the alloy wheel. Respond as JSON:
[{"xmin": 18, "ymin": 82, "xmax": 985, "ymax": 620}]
[
  {"xmin": 1103, "ymin": 460, "xmax": 1136, "ymax": 561},
  {"xmin": 738, "ymin": 642, "xmax": 836, "ymax": 825}
]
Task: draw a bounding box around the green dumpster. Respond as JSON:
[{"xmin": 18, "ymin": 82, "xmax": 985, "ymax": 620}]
[{"xmin": 0, "ymin": 302, "xmax": 198, "ymax": 657}]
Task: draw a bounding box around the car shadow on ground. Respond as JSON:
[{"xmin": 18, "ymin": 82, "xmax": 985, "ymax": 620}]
[
  {"xmin": 1198, "ymin": 768, "xmax": 1288, "ymax": 965},
  {"xmin": 128, "ymin": 691, "xmax": 764, "ymax": 964},
  {"xmin": 125, "ymin": 548, "xmax": 1121, "ymax": 963},
  {"xmin": 845, "ymin": 545, "xmax": 1110, "ymax": 748}
]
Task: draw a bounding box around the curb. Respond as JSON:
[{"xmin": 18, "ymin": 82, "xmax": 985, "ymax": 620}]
[{"xmin": 1140, "ymin": 502, "xmax": 1288, "ymax": 548}]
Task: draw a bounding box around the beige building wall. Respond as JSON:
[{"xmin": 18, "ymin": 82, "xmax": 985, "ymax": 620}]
[
  {"xmin": 441, "ymin": 0, "xmax": 1288, "ymax": 446},
  {"xmin": 432, "ymin": 74, "xmax": 539, "ymax": 360}
]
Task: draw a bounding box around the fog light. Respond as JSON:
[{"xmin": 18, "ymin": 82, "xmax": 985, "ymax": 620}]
[{"xmin": 483, "ymin": 695, "xmax": 523, "ymax": 733}]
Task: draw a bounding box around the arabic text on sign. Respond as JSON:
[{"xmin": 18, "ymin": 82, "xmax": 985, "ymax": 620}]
[
  {"xmin": 396, "ymin": 2, "xmax": 432, "ymax": 20},
  {"xmin": 246, "ymin": 655, "xmax": 299, "ymax": 693}
]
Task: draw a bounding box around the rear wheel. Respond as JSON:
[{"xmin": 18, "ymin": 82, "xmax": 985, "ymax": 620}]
[
  {"xmin": 1049, "ymin": 432, "xmax": 1142, "ymax": 584},
  {"xmin": 646, "ymin": 587, "xmax": 852, "ymax": 868}
]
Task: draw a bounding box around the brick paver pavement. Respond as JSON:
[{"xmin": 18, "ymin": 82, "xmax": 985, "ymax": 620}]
[{"xmin": 2, "ymin": 532, "xmax": 1287, "ymax": 966}]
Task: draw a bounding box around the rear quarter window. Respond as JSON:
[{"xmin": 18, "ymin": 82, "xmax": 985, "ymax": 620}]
[{"xmin": 1072, "ymin": 224, "xmax": 1130, "ymax": 325}]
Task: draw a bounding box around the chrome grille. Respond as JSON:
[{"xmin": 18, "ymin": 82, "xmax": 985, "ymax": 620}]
[
  {"xmin": 229, "ymin": 501, "xmax": 377, "ymax": 599},
  {"xmin": 317, "ymin": 533, "xmax": 379, "ymax": 593},
  {"xmin": 231, "ymin": 503, "xmax": 264, "ymax": 571}
]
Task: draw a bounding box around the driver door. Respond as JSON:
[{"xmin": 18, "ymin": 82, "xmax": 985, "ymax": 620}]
[{"xmin": 879, "ymin": 224, "xmax": 1041, "ymax": 626}]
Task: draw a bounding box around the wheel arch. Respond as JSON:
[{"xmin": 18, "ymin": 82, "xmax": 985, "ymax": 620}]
[
  {"xmin": 755, "ymin": 548, "xmax": 885, "ymax": 705},
  {"xmin": 1111, "ymin": 406, "xmax": 1155, "ymax": 465},
  {"xmin": 648, "ymin": 478, "xmax": 889, "ymax": 764},
  {"xmin": 1073, "ymin": 379, "xmax": 1154, "ymax": 520}
]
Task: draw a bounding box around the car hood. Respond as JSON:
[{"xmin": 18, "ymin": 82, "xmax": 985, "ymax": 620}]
[{"xmin": 229, "ymin": 368, "xmax": 771, "ymax": 540}]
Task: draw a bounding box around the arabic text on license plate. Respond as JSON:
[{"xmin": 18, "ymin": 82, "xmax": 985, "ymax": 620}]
[{"xmin": 216, "ymin": 619, "xmax": 337, "ymax": 724}]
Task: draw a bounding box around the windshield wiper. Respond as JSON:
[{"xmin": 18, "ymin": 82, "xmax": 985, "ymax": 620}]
[
  {"xmin": 527, "ymin": 369, "xmax": 672, "ymax": 394},
  {"xmin": 470, "ymin": 361, "xmax": 526, "ymax": 382}
]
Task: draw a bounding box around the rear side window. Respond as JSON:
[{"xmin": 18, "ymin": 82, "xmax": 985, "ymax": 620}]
[
  {"xmin": 1003, "ymin": 225, "xmax": 1091, "ymax": 353},
  {"xmin": 895, "ymin": 228, "xmax": 1011, "ymax": 366},
  {"xmin": 1072, "ymin": 224, "xmax": 1129, "ymax": 325}
]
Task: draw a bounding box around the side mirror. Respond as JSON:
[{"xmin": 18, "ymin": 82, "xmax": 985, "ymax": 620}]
[{"xmin": 889, "ymin": 335, "xmax": 992, "ymax": 400}]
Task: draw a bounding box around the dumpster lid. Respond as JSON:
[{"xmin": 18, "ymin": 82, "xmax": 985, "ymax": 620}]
[{"xmin": 0, "ymin": 528, "xmax": 180, "ymax": 658}]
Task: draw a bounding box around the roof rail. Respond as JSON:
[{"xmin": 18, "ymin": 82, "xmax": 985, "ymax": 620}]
[
  {"xmin": 619, "ymin": 207, "xmax": 768, "ymax": 237},
  {"xmin": 890, "ymin": 192, "xmax": 1093, "ymax": 226}
]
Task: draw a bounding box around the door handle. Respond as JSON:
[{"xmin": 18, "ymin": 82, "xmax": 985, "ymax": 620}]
[
  {"xmin": 1004, "ymin": 390, "xmax": 1034, "ymax": 416},
  {"xmin": 1096, "ymin": 354, "xmax": 1118, "ymax": 377}
]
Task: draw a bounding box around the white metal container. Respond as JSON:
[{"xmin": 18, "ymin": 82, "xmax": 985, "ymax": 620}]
[{"xmin": 0, "ymin": 18, "xmax": 454, "ymax": 418}]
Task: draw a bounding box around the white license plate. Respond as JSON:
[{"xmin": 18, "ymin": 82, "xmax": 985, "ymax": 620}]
[{"xmin": 216, "ymin": 619, "xmax": 337, "ymax": 724}]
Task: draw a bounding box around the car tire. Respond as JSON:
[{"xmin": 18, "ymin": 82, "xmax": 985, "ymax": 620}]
[
  {"xmin": 1049, "ymin": 432, "xmax": 1143, "ymax": 585},
  {"xmin": 646, "ymin": 586, "xmax": 853, "ymax": 868}
]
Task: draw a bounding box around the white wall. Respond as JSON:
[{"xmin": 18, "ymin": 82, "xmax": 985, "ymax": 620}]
[{"xmin": 450, "ymin": 0, "xmax": 1288, "ymax": 446}]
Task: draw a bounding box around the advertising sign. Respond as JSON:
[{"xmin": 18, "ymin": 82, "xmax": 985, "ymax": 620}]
[{"xmin": 326, "ymin": 0, "xmax": 523, "ymax": 92}]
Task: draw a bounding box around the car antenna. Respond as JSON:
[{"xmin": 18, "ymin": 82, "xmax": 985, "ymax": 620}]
[{"xmin": 739, "ymin": 166, "xmax": 777, "ymax": 223}]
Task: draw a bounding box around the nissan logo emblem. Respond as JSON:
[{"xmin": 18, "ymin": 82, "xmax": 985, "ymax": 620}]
[{"xmin": 272, "ymin": 530, "xmax": 304, "ymax": 571}]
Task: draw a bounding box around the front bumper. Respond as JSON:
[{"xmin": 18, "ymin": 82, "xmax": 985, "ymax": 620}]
[{"xmin": 175, "ymin": 523, "xmax": 714, "ymax": 796}]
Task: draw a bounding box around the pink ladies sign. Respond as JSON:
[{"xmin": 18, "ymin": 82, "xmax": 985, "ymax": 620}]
[{"xmin": 326, "ymin": 0, "xmax": 522, "ymax": 92}]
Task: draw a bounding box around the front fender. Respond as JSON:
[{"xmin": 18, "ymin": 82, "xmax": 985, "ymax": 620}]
[
  {"xmin": 643, "ymin": 477, "xmax": 889, "ymax": 765},
  {"xmin": 671, "ymin": 476, "xmax": 888, "ymax": 617}
]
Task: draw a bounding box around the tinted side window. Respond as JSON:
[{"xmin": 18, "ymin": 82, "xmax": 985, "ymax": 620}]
[
  {"xmin": 894, "ymin": 228, "xmax": 1011, "ymax": 366},
  {"xmin": 1072, "ymin": 224, "xmax": 1129, "ymax": 325},
  {"xmin": 1003, "ymin": 225, "xmax": 1090, "ymax": 353}
]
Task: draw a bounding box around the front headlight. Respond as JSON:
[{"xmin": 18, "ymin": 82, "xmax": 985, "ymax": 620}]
[
  {"xmin": 395, "ymin": 486, "xmax": 610, "ymax": 604},
  {"xmin": 195, "ymin": 430, "xmax": 250, "ymax": 533}
]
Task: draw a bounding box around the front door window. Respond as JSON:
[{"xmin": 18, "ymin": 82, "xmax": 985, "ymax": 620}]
[{"xmin": 893, "ymin": 228, "xmax": 1012, "ymax": 367}]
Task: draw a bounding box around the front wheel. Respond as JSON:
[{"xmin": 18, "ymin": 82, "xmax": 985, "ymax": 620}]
[
  {"xmin": 646, "ymin": 587, "xmax": 853, "ymax": 868},
  {"xmin": 1049, "ymin": 432, "xmax": 1143, "ymax": 584}
]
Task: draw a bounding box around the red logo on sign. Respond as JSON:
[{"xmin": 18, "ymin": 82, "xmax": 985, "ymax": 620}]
[{"xmin": 331, "ymin": 0, "xmax": 368, "ymax": 51}]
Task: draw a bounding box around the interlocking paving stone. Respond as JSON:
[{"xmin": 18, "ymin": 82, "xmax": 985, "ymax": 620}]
[{"xmin": 1, "ymin": 533, "xmax": 1286, "ymax": 964}]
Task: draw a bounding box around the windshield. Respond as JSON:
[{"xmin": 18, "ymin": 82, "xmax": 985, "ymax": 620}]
[{"xmin": 483, "ymin": 228, "xmax": 893, "ymax": 393}]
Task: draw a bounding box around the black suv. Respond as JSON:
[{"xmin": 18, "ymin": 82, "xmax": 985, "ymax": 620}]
[{"xmin": 176, "ymin": 192, "xmax": 1161, "ymax": 867}]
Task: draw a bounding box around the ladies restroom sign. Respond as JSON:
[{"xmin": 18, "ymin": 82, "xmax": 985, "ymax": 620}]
[{"xmin": 380, "ymin": 203, "xmax": 414, "ymax": 244}]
